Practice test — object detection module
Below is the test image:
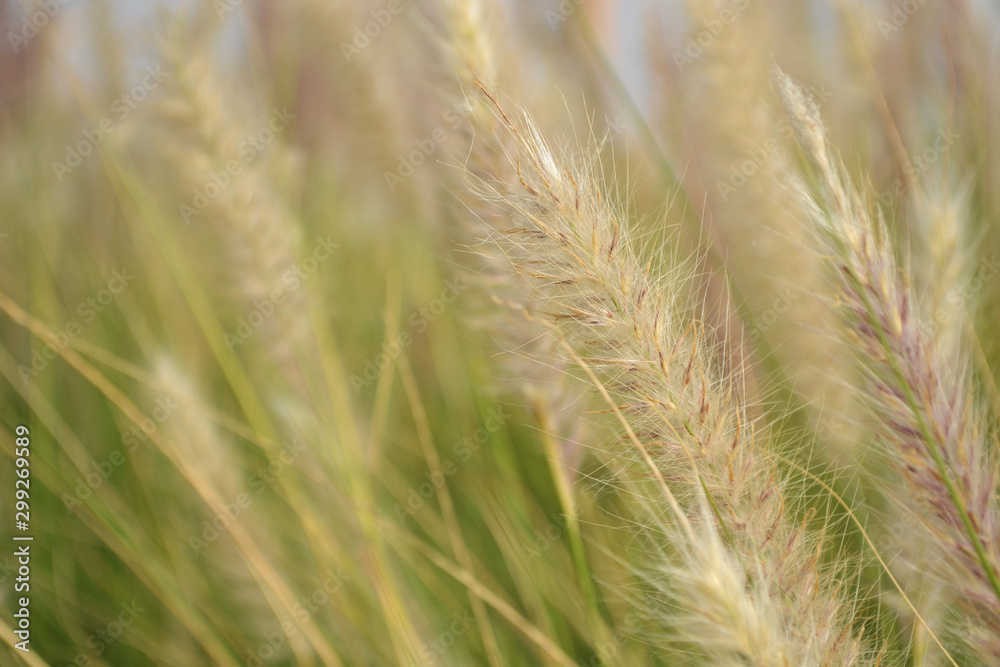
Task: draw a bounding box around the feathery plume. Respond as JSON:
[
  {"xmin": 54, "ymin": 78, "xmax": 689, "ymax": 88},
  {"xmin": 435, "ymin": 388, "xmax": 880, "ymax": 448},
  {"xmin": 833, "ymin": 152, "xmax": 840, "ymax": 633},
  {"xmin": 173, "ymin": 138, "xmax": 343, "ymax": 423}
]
[
  {"xmin": 909, "ymin": 182, "xmax": 977, "ymax": 356},
  {"xmin": 425, "ymin": 0, "xmax": 594, "ymax": 480},
  {"xmin": 153, "ymin": 39, "xmax": 310, "ymax": 378},
  {"xmin": 776, "ymin": 69, "xmax": 1000, "ymax": 662},
  {"xmin": 664, "ymin": 501, "xmax": 802, "ymax": 665},
  {"xmin": 467, "ymin": 93, "xmax": 873, "ymax": 665}
]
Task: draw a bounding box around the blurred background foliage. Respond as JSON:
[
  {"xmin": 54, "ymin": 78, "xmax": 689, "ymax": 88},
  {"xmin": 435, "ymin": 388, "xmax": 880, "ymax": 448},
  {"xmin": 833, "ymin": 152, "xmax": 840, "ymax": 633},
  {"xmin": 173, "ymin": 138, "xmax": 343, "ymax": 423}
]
[{"xmin": 0, "ymin": 0, "xmax": 998, "ymax": 664}]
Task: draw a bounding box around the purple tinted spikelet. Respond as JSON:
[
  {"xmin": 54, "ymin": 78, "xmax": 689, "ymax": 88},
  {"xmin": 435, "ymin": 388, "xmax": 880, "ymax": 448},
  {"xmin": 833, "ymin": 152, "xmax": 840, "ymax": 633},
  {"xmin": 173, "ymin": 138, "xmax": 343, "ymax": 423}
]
[{"xmin": 776, "ymin": 69, "xmax": 1000, "ymax": 661}]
